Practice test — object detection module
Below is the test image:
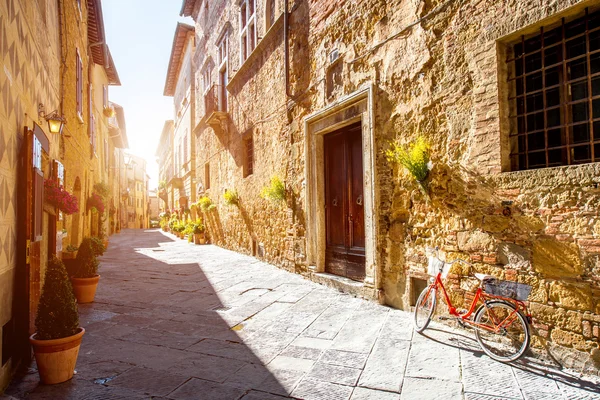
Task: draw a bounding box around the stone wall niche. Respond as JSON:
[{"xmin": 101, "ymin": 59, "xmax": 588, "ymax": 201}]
[{"xmin": 304, "ymin": 85, "xmax": 380, "ymax": 299}]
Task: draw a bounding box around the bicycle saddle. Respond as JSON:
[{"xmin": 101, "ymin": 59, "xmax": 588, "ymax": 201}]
[{"xmin": 474, "ymin": 273, "xmax": 495, "ymax": 281}]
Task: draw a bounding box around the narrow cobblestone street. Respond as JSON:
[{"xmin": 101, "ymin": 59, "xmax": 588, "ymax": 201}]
[{"xmin": 3, "ymin": 230, "xmax": 600, "ymax": 399}]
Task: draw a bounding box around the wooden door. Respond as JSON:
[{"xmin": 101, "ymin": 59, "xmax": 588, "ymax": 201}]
[
  {"xmin": 16, "ymin": 127, "xmax": 45, "ymax": 361},
  {"xmin": 324, "ymin": 122, "xmax": 365, "ymax": 281}
]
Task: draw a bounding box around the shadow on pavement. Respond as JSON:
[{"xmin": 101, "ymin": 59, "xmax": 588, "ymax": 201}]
[
  {"xmin": 5, "ymin": 229, "xmax": 292, "ymax": 400},
  {"xmin": 421, "ymin": 325, "xmax": 600, "ymax": 396}
]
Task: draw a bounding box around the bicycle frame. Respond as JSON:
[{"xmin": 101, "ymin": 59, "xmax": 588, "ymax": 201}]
[{"xmin": 425, "ymin": 272, "xmax": 531, "ymax": 334}]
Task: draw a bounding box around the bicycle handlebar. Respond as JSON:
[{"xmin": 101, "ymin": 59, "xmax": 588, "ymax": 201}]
[{"xmin": 425, "ymin": 247, "xmax": 473, "ymax": 268}]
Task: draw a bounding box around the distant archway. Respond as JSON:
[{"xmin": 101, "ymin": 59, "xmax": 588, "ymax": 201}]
[{"xmin": 71, "ymin": 177, "xmax": 82, "ymax": 246}]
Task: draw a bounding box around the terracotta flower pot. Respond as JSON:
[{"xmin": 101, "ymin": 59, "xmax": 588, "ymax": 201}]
[
  {"xmin": 194, "ymin": 233, "xmax": 206, "ymax": 245},
  {"xmin": 70, "ymin": 275, "xmax": 100, "ymax": 304},
  {"xmin": 29, "ymin": 328, "xmax": 85, "ymax": 384}
]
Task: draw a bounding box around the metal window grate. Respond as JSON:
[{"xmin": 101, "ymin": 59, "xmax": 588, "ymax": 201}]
[{"xmin": 507, "ymin": 8, "xmax": 600, "ymax": 170}]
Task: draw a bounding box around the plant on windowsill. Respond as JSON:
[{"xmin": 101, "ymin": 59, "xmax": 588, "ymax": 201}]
[
  {"xmin": 86, "ymin": 193, "xmax": 105, "ymax": 214},
  {"xmin": 260, "ymin": 175, "xmax": 286, "ymax": 203},
  {"xmin": 62, "ymin": 244, "xmax": 79, "ymax": 260},
  {"xmin": 44, "ymin": 179, "xmax": 79, "ymax": 215},
  {"xmin": 223, "ymin": 189, "xmax": 239, "ymax": 207},
  {"xmin": 70, "ymin": 238, "xmax": 101, "ymax": 304},
  {"xmin": 386, "ymin": 135, "xmax": 433, "ymax": 194},
  {"xmin": 103, "ymin": 106, "xmax": 115, "ymax": 118},
  {"xmin": 29, "ymin": 256, "xmax": 85, "ymax": 385}
]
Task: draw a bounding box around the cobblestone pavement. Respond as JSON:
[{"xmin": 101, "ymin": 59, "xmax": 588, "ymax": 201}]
[{"xmin": 4, "ymin": 229, "xmax": 600, "ymax": 399}]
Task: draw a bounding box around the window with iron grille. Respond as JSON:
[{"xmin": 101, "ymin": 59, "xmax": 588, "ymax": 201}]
[
  {"xmin": 507, "ymin": 8, "xmax": 600, "ymax": 170},
  {"xmin": 244, "ymin": 134, "xmax": 254, "ymax": 177}
]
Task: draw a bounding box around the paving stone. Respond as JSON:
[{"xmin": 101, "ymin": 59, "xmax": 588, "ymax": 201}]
[
  {"xmin": 255, "ymin": 368, "xmax": 307, "ymax": 396},
  {"xmin": 358, "ymin": 338, "xmax": 410, "ymax": 392},
  {"xmin": 239, "ymin": 390, "xmax": 294, "ymax": 400},
  {"xmin": 187, "ymin": 338, "xmax": 260, "ymax": 362},
  {"xmin": 279, "ymin": 345, "xmax": 323, "ymax": 360},
  {"xmin": 168, "ymin": 352, "xmax": 247, "ymax": 383},
  {"xmin": 308, "ymin": 362, "xmax": 362, "ymax": 386},
  {"xmin": 291, "ymin": 337, "xmax": 334, "ymax": 350},
  {"xmin": 268, "ymin": 356, "xmax": 316, "ymax": 372},
  {"xmin": 400, "ymin": 377, "xmax": 464, "ymax": 400},
  {"xmin": 350, "ymin": 387, "xmax": 400, "ymax": 400},
  {"xmin": 292, "ymin": 377, "xmax": 354, "ymax": 400},
  {"xmin": 557, "ymin": 381, "xmax": 600, "ymax": 400},
  {"xmin": 106, "ymin": 366, "xmax": 188, "ymax": 397},
  {"xmin": 405, "ymin": 334, "xmax": 461, "ymax": 382},
  {"xmin": 332, "ymin": 310, "xmax": 388, "ymax": 354},
  {"xmin": 461, "ymin": 350, "xmax": 523, "ymax": 399},
  {"xmin": 513, "ymin": 368, "xmax": 563, "ymax": 400},
  {"xmin": 320, "ymin": 349, "xmax": 369, "ymax": 369},
  {"xmin": 166, "ymin": 378, "xmax": 247, "ymax": 400}
]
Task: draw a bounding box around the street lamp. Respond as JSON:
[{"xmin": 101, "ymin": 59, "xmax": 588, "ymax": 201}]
[{"xmin": 38, "ymin": 103, "xmax": 65, "ymax": 134}]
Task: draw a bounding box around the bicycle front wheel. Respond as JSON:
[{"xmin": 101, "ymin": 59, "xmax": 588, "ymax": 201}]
[
  {"xmin": 474, "ymin": 301, "xmax": 530, "ymax": 362},
  {"xmin": 414, "ymin": 285, "xmax": 436, "ymax": 333}
]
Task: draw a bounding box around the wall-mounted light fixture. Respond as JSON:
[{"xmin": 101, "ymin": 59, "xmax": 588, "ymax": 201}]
[{"xmin": 38, "ymin": 103, "xmax": 66, "ymax": 134}]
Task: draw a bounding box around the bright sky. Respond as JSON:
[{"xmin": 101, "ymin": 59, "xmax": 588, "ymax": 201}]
[{"xmin": 102, "ymin": 0, "xmax": 192, "ymax": 189}]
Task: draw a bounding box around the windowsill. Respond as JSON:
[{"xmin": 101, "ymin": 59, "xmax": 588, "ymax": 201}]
[
  {"xmin": 495, "ymin": 162, "xmax": 600, "ymax": 190},
  {"xmin": 227, "ymin": 14, "xmax": 284, "ymax": 91},
  {"xmin": 77, "ymin": 113, "xmax": 84, "ymax": 124}
]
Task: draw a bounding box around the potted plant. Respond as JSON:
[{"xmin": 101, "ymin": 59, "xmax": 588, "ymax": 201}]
[
  {"xmin": 70, "ymin": 238, "xmax": 101, "ymax": 303},
  {"xmin": 29, "ymin": 256, "xmax": 84, "ymax": 384},
  {"xmin": 62, "ymin": 244, "xmax": 78, "ymax": 260},
  {"xmin": 193, "ymin": 219, "xmax": 206, "ymax": 244},
  {"xmin": 103, "ymin": 105, "xmax": 116, "ymax": 118},
  {"xmin": 260, "ymin": 175, "xmax": 286, "ymax": 203},
  {"xmin": 223, "ymin": 189, "xmax": 239, "ymax": 206},
  {"xmin": 44, "ymin": 179, "xmax": 79, "ymax": 215}
]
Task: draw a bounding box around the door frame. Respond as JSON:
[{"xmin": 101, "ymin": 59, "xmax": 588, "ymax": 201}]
[{"xmin": 304, "ymin": 84, "xmax": 379, "ymax": 296}]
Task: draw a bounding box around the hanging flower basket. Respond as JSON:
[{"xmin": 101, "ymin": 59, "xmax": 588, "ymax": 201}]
[
  {"xmin": 44, "ymin": 179, "xmax": 79, "ymax": 215},
  {"xmin": 86, "ymin": 193, "xmax": 105, "ymax": 214}
]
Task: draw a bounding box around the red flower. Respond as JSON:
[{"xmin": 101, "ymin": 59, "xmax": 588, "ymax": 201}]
[
  {"xmin": 44, "ymin": 179, "xmax": 79, "ymax": 215},
  {"xmin": 87, "ymin": 192, "xmax": 105, "ymax": 214}
]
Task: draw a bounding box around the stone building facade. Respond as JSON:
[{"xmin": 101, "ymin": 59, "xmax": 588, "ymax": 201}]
[
  {"xmin": 0, "ymin": 0, "xmax": 125, "ymax": 391},
  {"xmin": 172, "ymin": 0, "xmax": 600, "ymax": 373},
  {"xmin": 164, "ymin": 23, "xmax": 197, "ymax": 212},
  {"xmin": 156, "ymin": 120, "xmax": 174, "ymax": 210},
  {"xmin": 124, "ymin": 154, "xmax": 149, "ymax": 229}
]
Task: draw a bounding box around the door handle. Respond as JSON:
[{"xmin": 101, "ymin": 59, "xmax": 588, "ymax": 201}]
[
  {"xmin": 332, "ymin": 197, "xmax": 338, "ymax": 207},
  {"xmin": 356, "ymin": 195, "xmax": 363, "ymax": 206}
]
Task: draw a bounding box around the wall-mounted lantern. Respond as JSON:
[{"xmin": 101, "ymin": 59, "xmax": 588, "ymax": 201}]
[{"xmin": 38, "ymin": 103, "xmax": 65, "ymax": 134}]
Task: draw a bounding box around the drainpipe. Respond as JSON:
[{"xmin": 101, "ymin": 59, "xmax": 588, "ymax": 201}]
[{"xmin": 284, "ymin": 0, "xmax": 291, "ymax": 98}]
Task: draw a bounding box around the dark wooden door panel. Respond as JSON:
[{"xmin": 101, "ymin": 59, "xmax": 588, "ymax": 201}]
[{"xmin": 324, "ymin": 122, "xmax": 365, "ymax": 282}]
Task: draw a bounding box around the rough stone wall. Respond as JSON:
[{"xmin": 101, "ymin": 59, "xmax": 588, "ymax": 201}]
[
  {"xmin": 0, "ymin": 0, "xmax": 63, "ymax": 390},
  {"xmin": 193, "ymin": 0, "xmax": 304, "ymax": 271},
  {"xmin": 189, "ymin": 0, "xmax": 600, "ymax": 373}
]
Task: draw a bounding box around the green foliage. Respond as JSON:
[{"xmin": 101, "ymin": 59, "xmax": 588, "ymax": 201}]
[
  {"xmin": 386, "ymin": 136, "xmax": 432, "ymax": 182},
  {"xmin": 65, "ymin": 244, "xmax": 79, "ymax": 252},
  {"xmin": 74, "ymin": 238, "xmax": 100, "ymax": 278},
  {"xmin": 223, "ymin": 189, "xmax": 239, "ymax": 206},
  {"xmin": 197, "ymin": 196, "xmax": 216, "ymax": 212},
  {"xmin": 260, "ymin": 175, "xmax": 286, "ymax": 203},
  {"xmin": 93, "ymin": 182, "xmax": 110, "ymax": 199},
  {"xmin": 35, "ymin": 256, "xmax": 79, "ymax": 340},
  {"xmin": 158, "ymin": 180, "xmax": 167, "ymax": 190},
  {"xmin": 183, "ymin": 220, "xmax": 195, "ymax": 236},
  {"xmin": 90, "ymin": 237, "xmax": 106, "ymax": 256}
]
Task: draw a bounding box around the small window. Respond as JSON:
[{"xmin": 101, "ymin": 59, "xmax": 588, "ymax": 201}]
[
  {"xmin": 240, "ymin": 0, "xmax": 256, "ymax": 63},
  {"xmin": 266, "ymin": 0, "xmax": 276, "ymax": 29},
  {"xmin": 244, "ymin": 134, "xmax": 254, "ymax": 177},
  {"xmin": 205, "ymin": 163, "xmax": 210, "ymax": 189},
  {"xmin": 103, "ymin": 86, "xmax": 108, "ymax": 109},
  {"xmin": 507, "ymin": 8, "xmax": 600, "ymax": 170},
  {"xmin": 76, "ymin": 49, "xmax": 83, "ymax": 118}
]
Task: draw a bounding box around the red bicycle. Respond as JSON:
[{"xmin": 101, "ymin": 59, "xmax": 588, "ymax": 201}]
[{"xmin": 414, "ymin": 247, "xmax": 532, "ymax": 362}]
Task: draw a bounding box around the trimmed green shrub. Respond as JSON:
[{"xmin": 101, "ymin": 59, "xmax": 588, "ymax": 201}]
[
  {"xmin": 35, "ymin": 256, "xmax": 79, "ymax": 340},
  {"xmin": 73, "ymin": 238, "xmax": 100, "ymax": 278},
  {"xmin": 90, "ymin": 237, "xmax": 106, "ymax": 256}
]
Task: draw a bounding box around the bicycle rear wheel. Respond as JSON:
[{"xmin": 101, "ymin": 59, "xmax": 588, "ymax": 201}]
[
  {"xmin": 474, "ymin": 301, "xmax": 530, "ymax": 362},
  {"xmin": 414, "ymin": 286, "xmax": 436, "ymax": 333}
]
